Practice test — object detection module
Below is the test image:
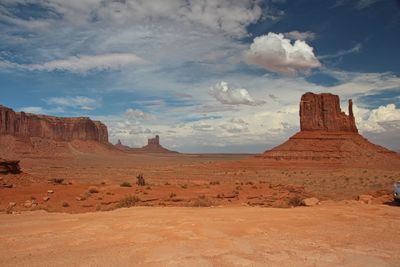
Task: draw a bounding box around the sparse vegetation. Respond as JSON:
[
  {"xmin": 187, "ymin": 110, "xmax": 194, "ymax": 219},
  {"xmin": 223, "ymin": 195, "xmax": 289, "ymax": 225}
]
[
  {"xmin": 88, "ymin": 186, "xmax": 99, "ymax": 193},
  {"xmin": 62, "ymin": 201, "xmax": 69, "ymax": 207},
  {"xmin": 190, "ymin": 195, "xmax": 213, "ymax": 207},
  {"xmin": 116, "ymin": 195, "xmax": 140, "ymax": 208},
  {"xmin": 49, "ymin": 178, "xmax": 64, "ymax": 184},
  {"xmin": 136, "ymin": 174, "xmax": 145, "ymax": 186},
  {"xmin": 180, "ymin": 184, "xmax": 188, "ymax": 189},
  {"xmin": 169, "ymin": 192, "xmax": 176, "ymax": 198},
  {"xmin": 209, "ymin": 181, "xmax": 220, "ymax": 185},
  {"xmin": 120, "ymin": 181, "xmax": 132, "ymax": 187},
  {"xmin": 288, "ymin": 196, "xmax": 304, "ymax": 207}
]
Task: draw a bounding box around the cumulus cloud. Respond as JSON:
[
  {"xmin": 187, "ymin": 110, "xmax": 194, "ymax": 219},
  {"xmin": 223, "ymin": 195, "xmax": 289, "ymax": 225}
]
[
  {"xmin": 283, "ymin": 30, "xmax": 316, "ymax": 41},
  {"xmin": 46, "ymin": 96, "xmax": 100, "ymax": 110},
  {"xmin": 355, "ymin": 104, "xmax": 400, "ymax": 133},
  {"xmin": 125, "ymin": 108, "xmax": 155, "ymax": 121},
  {"xmin": 209, "ymin": 81, "xmax": 265, "ymax": 106},
  {"xmin": 243, "ymin": 32, "xmax": 321, "ymax": 74},
  {"xmin": 0, "ymin": 53, "xmax": 146, "ymax": 74}
]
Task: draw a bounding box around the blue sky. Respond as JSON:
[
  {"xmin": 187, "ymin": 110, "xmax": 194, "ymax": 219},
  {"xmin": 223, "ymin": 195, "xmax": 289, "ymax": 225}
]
[{"xmin": 1, "ymin": 0, "xmax": 399, "ymax": 152}]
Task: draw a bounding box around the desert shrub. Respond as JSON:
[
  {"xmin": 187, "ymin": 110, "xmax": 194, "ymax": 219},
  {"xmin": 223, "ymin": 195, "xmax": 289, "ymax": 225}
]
[
  {"xmin": 62, "ymin": 201, "xmax": 69, "ymax": 207},
  {"xmin": 116, "ymin": 195, "xmax": 140, "ymax": 208},
  {"xmin": 164, "ymin": 181, "xmax": 170, "ymax": 185},
  {"xmin": 169, "ymin": 192, "xmax": 176, "ymax": 198},
  {"xmin": 209, "ymin": 181, "xmax": 220, "ymax": 185},
  {"xmin": 49, "ymin": 178, "xmax": 64, "ymax": 184},
  {"xmin": 120, "ymin": 181, "xmax": 132, "ymax": 187},
  {"xmin": 136, "ymin": 174, "xmax": 145, "ymax": 186},
  {"xmin": 190, "ymin": 195, "xmax": 213, "ymax": 207},
  {"xmin": 88, "ymin": 186, "xmax": 99, "ymax": 193},
  {"xmin": 288, "ymin": 196, "xmax": 303, "ymax": 207},
  {"xmin": 181, "ymin": 184, "xmax": 188, "ymax": 189}
]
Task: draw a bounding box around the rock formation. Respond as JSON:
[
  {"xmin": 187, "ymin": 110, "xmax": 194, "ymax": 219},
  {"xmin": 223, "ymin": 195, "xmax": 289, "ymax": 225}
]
[
  {"xmin": 262, "ymin": 92, "xmax": 399, "ymax": 165},
  {"xmin": 300, "ymin": 93, "xmax": 357, "ymax": 132},
  {"xmin": 0, "ymin": 158, "xmax": 21, "ymax": 174},
  {"xmin": 0, "ymin": 105, "xmax": 108, "ymax": 143},
  {"xmin": 115, "ymin": 135, "xmax": 177, "ymax": 153}
]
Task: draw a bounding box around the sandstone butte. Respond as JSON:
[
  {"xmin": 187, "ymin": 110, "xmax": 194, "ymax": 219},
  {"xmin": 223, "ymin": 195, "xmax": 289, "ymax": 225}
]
[
  {"xmin": 116, "ymin": 135, "xmax": 178, "ymax": 153},
  {"xmin": 262, "ymin": 92, "xmax": 399, "ymax": 165},
  {"xmin": 0, "ymin": 105, "xmax": 108, "ymax": 143}
]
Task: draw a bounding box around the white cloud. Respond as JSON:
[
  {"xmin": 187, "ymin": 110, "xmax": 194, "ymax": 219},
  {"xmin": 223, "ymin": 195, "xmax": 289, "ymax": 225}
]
[
  {"xmin": 191, "ymin": 122, "xmax": 215, "ymax": 132},
  {"xmin": 318, "ymin": 43, "xmax": 362, "ymax": 60},
  {"xmin": 209, "ymin": 81, "xmax": 266, "ymax": 106},
  {"xmin": 243, "ymin": 32, "xmax": 321, "ymax": 74},
  {"xmin": 46, "ymin": 96, "xmax": 100, "ymax": 110},
  {"xmin": 125, "ymin": 108, "xmax": 155, "ymax": 121},
  {"xmin": 1, "ymin": 0, "xmax": 265, "ymax": 38},
  {"xmin": 283, "ymin": 30, "xmax": 316, "ymax": 41},
  {"xmin": 0, "ymin": 53, "xmax": 146, "ymax": 74},
  {"xmin": 355, "ymin": 104, "xmax": 400, "ymax": 133}
]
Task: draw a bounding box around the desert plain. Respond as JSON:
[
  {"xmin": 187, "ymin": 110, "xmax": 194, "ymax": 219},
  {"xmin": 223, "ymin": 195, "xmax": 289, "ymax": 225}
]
[
  {"xmin": 1, "ymin": 147, "xmax": 400, "ymax": 266},
  {"xmin": 1, "ymin": 93, "xmax": 400, "ymax": 266}
]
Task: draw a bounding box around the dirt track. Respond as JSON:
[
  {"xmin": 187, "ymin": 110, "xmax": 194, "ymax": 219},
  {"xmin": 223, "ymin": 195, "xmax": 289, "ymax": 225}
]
[{"xmin": 1, "ymin": 203, "xmax": 399, "ymax": 267}]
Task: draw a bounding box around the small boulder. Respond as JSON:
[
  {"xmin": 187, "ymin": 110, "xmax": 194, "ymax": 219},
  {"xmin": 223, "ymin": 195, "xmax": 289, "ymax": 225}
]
[
  {"xmin": 8, "ymin": 202, "xmax": 16, "ymax": 207},
  {"xmin": 302, "ymin": 197, "xmax": 320, "ymax": 207},
  {"xmin": 43, "ymin": 196, "xmax": 50, "ymax": 202},
  {"xmin": 23, "ymin": 200, "xmax": 33, "ymax": 208},
  {"xmin": 358, "ymin": 194, "xmax": 373, "ymax": 204},
  {"xmin": 47, "ymin": 190, "xmax": 54, "ymax": 194}
]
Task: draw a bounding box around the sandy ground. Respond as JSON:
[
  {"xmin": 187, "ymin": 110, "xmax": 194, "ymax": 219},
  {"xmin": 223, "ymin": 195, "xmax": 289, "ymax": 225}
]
[{"xmin": 0, "ymin": 203, "xmax": 399, "ymax": 267}]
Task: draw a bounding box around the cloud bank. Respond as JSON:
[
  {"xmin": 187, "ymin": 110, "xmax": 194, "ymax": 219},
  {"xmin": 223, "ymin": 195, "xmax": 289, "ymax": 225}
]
[{"xmin": 0, "ymin": 53, "xmax": 146, "ymax": 74}]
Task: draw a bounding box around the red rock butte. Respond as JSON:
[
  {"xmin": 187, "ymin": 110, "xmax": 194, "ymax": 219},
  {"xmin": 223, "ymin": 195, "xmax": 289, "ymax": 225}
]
[
  {"xmin": 115, "ymin": 135, "xmax": 177, "ymax": 153},
  {"xmin": 300, "ymin": 92, "xmax": 357, "ymax": 132},
  {"xmin": 262, "ymin": 92, "xmax": 399, "ymax": 165},
  {"xmin": 0, "ymin": 105, "xmax": 113, "ymax": 158},
  {"xmin": 0, "ymin": 105, "xmax": 108, "ymax": 143}
]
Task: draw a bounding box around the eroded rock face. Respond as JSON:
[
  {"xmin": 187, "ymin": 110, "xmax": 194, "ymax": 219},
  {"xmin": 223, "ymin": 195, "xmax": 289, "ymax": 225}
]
[
  {"xmin": 0, "ymin": 105, "xmax": 108, "ymax": 143},
  {"xmin": 300, "ymin": 93, "xmax": 357, "ymax": 132}
]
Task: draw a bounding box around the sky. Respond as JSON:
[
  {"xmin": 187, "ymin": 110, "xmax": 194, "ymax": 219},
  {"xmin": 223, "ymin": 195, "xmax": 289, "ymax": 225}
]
[{"xmin": 0, "ymin": 0, "xmax": 400, "ymax": 153}]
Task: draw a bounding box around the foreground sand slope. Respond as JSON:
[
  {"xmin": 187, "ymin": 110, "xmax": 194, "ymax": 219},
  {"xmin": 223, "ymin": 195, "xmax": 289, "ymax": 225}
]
[{"xmin": 1, "ymin": 204, "xmax": 399, "ymax": 267}]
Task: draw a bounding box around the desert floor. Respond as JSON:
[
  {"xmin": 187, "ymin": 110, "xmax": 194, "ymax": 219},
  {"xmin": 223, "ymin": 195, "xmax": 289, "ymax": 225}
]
[
  {"xmin": 1, "ymin": 204, "xmax": 399, "ymax": 267},
  {"xmin": 1, "ymin": 152, "xmax": 399, "ymax": 213},
  {"xmin": 1, "ymin": 152, "xmax": 400, "ymax": 266}
]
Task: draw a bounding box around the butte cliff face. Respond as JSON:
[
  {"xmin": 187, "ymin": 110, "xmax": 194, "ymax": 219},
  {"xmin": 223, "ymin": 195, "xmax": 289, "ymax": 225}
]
[
  {"xmin": 300, "ymin": 93, "xmax": 357, "ymax": 132},
  {"xmin": 262, "ymin": 92, "xmax": 399, "ymax": 165},
  {"xmin": 0, "ymin": 105, "xmax": 108, "ymax": 143}
]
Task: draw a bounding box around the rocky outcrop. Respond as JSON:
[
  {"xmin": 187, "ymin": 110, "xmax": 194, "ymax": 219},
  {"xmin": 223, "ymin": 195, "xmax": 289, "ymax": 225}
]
[
  {"xmin": 0, "ymin": 105, "xmax": 108, "ymax": 143},
  {"xmin": 0, "ymin": 158, "xmax": 21, "ymax": 174},
  {"xmin": 262, "ymin": 92, "xmax": 399, "ymax": 165},
  {"xmin": 115, "ymin": 135, "xmax": 178, "ymax": 153},
  {"xmin": 300, "ymin": 93, "xmax": 357, "ymax": 132}
]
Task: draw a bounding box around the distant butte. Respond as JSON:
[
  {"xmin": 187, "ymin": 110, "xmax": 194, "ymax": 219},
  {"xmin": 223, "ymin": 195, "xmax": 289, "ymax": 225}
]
[
  {"xmin": 262, "ymin": 92, "xmax": 399, "ymax": 165},
  {"xmin": 0, "ymin": 105, "xmax": 108, "ymax": 143},
  {"xmin": 116, "ymin": 135, "xmax": 178, "ymax": 154},
  {"xmin": 0, "ymin": 104, "xmax": 114, "ymax": 158}
]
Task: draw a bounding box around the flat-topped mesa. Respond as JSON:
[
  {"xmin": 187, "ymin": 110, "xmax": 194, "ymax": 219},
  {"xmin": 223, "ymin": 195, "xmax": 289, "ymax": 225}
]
[
  {"xmin": 0, "ymin": 105, "xmax": 109, "ymax": 143},
  {"xmin": 300, "ymin": 92, "xmax": 358, "ymax": 133},
  {"xmin": 147, "ymin": 135, "xmax": 160, "ymax": 146}
]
